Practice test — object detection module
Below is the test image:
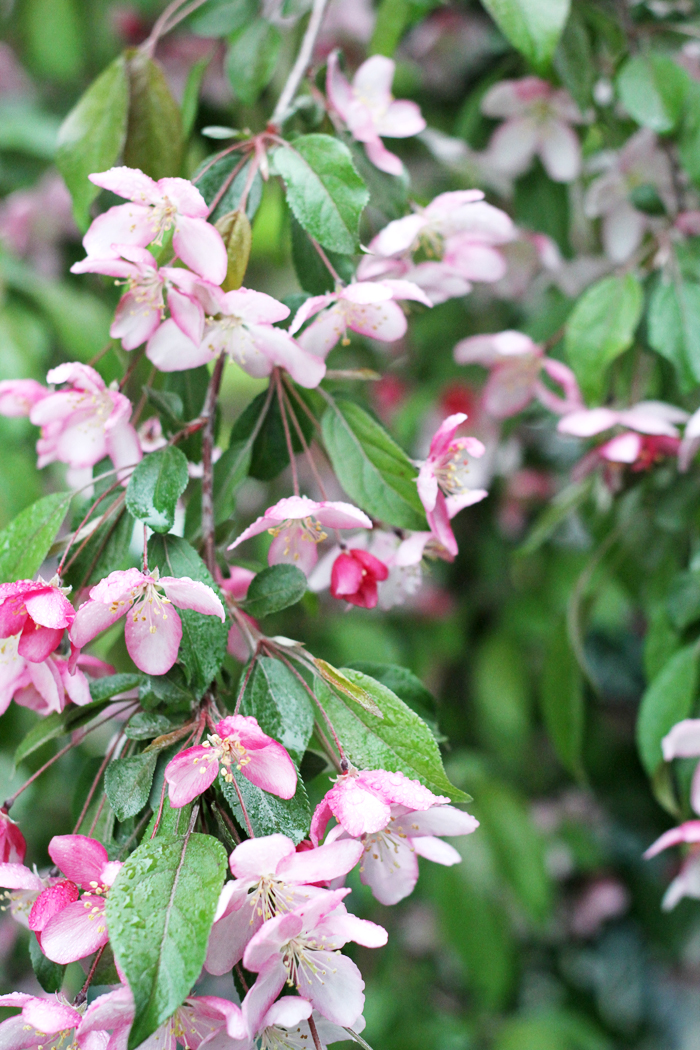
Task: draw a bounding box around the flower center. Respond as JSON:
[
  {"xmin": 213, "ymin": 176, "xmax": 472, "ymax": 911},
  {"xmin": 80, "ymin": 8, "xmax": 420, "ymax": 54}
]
[
  {"xmin": 120, "ymin": 581, "xmax": 172, "ymax": 635},
  {"xmin": 204, "ymin": 732, "xmax": 250, "ymax": 780},
  {"xmin": 246, "ymin": 874, "xmax": 295, "ymax": 924},
  {"xmin": 282, "ymin": 934, "xmax": 335, "ymax": 991},
  {"xmin": 435, "ymin": 442, "xmax": 473, "ymax": 497},
  {"xmin": 149, "ymin": 198, "xmax": 178, "ymax": 245},
  {"xmin": 26, "ymin": 1025, "xmax": 79, "ymax": 1050},
  {"xmin": 267, "ymin": 517, "xmax": 328, "ymax": 552}
]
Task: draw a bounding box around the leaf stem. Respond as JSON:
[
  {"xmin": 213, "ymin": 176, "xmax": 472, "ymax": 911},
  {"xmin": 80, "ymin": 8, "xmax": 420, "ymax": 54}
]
[
  {"xmin": 73, "ymin": 945, "xmax": 107, "ymax": 1006},
  {"xmin": 233, "ymin": 650, "xmax": 259, "ymax": 715},
  {"xmin": 206, "ymin": 152, "xmax": 250, "ymax": 218},
  {"xmin": 72, "ymin": 731, "xmax": 124, "ymax": 833},
  {"xmin": 280, "ymin": 384, "xmax": 327, "ymax": 498},
  {"xmin": 202, "ymin": 353, "xmax": 227, "ymax": 575},
  {"xmin": 270, "ymin": 0, "xmax": 331, "ymax": 126},
  {"xmin": 57, "ymin": 479, "xmax": 123, "ymax": 575},
  {"xmin": 230, "ymin": 775, "xmax": 255, "ymax": 838},
  {"xmin": 275, "ymin": 369, "xmax": 300, "ymax": 496},
  {"xmin": 141, "ymin": 0, "xmax": 210, "ymax": 57}
]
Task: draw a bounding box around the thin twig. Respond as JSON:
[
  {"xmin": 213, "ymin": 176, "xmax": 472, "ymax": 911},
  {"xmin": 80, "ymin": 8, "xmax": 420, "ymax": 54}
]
[
  {"xmin": 310, "ymin": 236, "xmax": 341, "ymax": 283},
  {"xmin": 62, "ymin": 494, "xmax": 126, "ymax": 574},
  {"xmin": 58, "ymin": 479, "xmax": 123, "ymax": 575},
  {"xmin": 270, "ymin": 0, "xmax": 331, "ymax": 126},
  {"xmin": 275, "ymin": 370, "xmax": 300, "ymax": 496},
  {"xmin": 206, "ymin": 153, "xmax": 249, "ymax": 218},
  {"xmin": 72, "ymin": 732, "xmax": 124, "ymax": 833},
  {"xmin": 234, "ymin": 651, "xmax": 259, "ymax": 716},
  {"xmin": 230, "ymin": 775, "xmax": 255, "ymax": 838},
  {"xmin": 141, "ymin": 0, "xmax": 210, "ymax": 56},
  {"xmin": 280, "ymin": 384, "xmax": 327, "ymax": 498},
  {"xmin": 211, "ymin": 799, "xmax": 241, "ymax": 846},
  {"xmin": 73, "ymin": 945, "xmax": 107, "ymax": 1006},
  {"xmin": 202, "ymin": 353, "xmax": 227, "ymax": 575},
  {"xmin": 308, "ymin": 1016, "xmax": 324, "ymax": 1050}
]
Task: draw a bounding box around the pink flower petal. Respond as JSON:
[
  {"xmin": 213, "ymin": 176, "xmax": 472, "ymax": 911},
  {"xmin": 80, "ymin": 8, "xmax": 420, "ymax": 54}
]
[
  {"xmin": 168, "ymin": 288, "xmax": 205, "ymax": 346},
  {"xmin": 412, "ymin": 835, "xmax": 461, "ymax": 865},
  {"xmin": 229, "ymin": 834, "xmax": 296, "ymax": 880},
  {"xmin": 147, "ymin": 318, "xmax": 214, "ymax": 372},
  {"xmin": 278, "ymin": 838, "xmax": 364, "ymax": 884},
  {"xmin": 249, "ymin": 325, "xmax": 326, "ymax": 389},
  {"xmin": 644, "ymin": 820, "xmax": 700, "ymax": 858},
  {"xmin": 157, "ymin": 177, "xmax": 208, "ymax": 217},
  {"xmin": 376, "ymin": 99, "xmax": 426, "ymax": 139},
  {"xmin": 288, "ymin": 295, "xmax": 335, "ymax": 336},
  {"xmin": 173, "ymin": 216, "xmax": 227, "ymax": 284},
  {"xmin": 0, "ymin": 863, "xmax": 44, "ymax": 892},
  {"xmin": 364, "ymin": 137, "xmax": 404, "ymax": 176},
  {"xmin": 88, "ymin": 167, "xmax": 159, "ymax": 202},
  {"xmin": 268, "ymin": 526, "xmax": 320, "ymax": 575},
  {"xmin": 314, "ymin": 501, "xmax": 372, "ymax": 530},
  {"xmin": 297, "ymin": 307, "xmax": 346, "ymax": 359},
  {"xmin": 346, "ymin": 299, "xmax": 407, "ymax": 343},
  {"xmin": 165, "ymin": 746, "xmax": 220, "ymax": 807},
  {"xmin": 26, "ymin": 658, "xmax": 63, "ymax": 712},
  {"xmin": 426, "ymin": 493, "xmax": 457, "ymax": 557},
  {"xmin": 160, "ymin": 577, "xmax": 225, "ymax": 620},
  {"xmin": 90, "ymin": 568, "xmax": 147, "ymax": 604},
  {"xmin": 205, "ymin": 900, "xmax": 265, "ymax": 975},
  {"xmin": 106, "ymin": 420, "xmax": 143, "ymax": 486},
  {"xmin": 124, "ymin": 599, "xmax": 182, "ymax": 675},
  {"xmin": 48, "ymin": 834, "xmax": 109, "ymax": 887},
  {"xmin": 82, "ymin": 203, "xmax": 153, "ymax": 258},
  {"xmin": 22, "ymin": 999, "xmax": 82, "ymax": 1033},
  {"xmin": 360, "ymin": 836, "xmax": 419, "ymax": 904},
  {"xmin": 485, "ymin": 117, "xmax": 539, "ymax": 178},
  {"xmin": 23, "ymin": 589, "xmax": 73, "ymax": 630},
  {"xmin": 111, "ymin": 290, "xmax": 162, "ymax": 351},
  {"xmin": 40, "ymin": 898, "xmax": 109, "ymax": 963},
  {"xmin": 538, "ymin": 120, "xmax": 581, "ymax": 182},
  {"xmin": 242, "ymin": 740, "xmax": 298, "ymax": 800},
  {"xmin": 0, "ymin": 380, "xmax": 48, "ymax": 417},
  {"xmin": 28, "ymin": 880, "xmax": 80, "ymax": 932},
  {"xmin": 296, "ymin": 950, "xmax": 365, "ymax": 1027},
  {"xmin": 18, "ymin": 624, "xmax": 63, "ymax": 663},
  {"xmin": 662, "ymin": 719, "xmax": 700, "ymax": 760}
]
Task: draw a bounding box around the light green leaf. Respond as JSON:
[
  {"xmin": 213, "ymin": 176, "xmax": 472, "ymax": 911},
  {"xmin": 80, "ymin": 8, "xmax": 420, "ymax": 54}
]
[
  {"xmin": 126, "ymin": 446, "xmax": 189, "ymax": 534},
  {"xmin": 225, "ymin": 19, "xmax": 281, "ymax": 106},
  {"xmin": 564, "ymin": 274, "xmax": 643, "ymax": 403},
  {"xmin": 181, "ymin": 57, "xmax": 210, "ymax": 140},
  {"xmin": 56, "ymin": 54, "xmax": 129, "ymax": 230},
  {"xmin": 617, "ymin": 55, "xmax": 689, "ymax": 134},
  {"xmin": 243, "ymin": 565, "xmax": 307, "ymax": 619},
  {"xmin": 0, "ymin": 492, "xmax": 71, "ymax": 582},
  {"xmin": 125, "ymin": 712, "xmax": 173, "ymax": 740},
  {"xmin": 540, "ymin": 620, "xmax": 584, "ymax": 779},
  {"xmin": 124, "ymin": 50, "xmax": 183, "ymax": 180},
  {"xmin": 24, "ymin": 0, "xmax": 84, "ymax": 82},
  {"xmin": 321, "ymin": 398, "xmax": 426, "ymax": 530},
  {"xmin": 648, "ymin": 278, "xmax": 700, "ymax": 392},
  {"xmin": 106, "ymin": 832, "xmax": 227, "ymax": 1050},
  {"xmin": 241, "ymin": 656, "xmax": 314, "ymax": 765},
  {"xmin": 105, "ymin": 753, "xmax": 159, "ymax": 821},
  {"xmin": 273, "ymin": 135, "xmax": 369, "ymax": 254},
  {"xmin": 637, "ymin": 645, "xmax": 699, "ymax": 776},
  {"xmin": 480, "ymin": 0, "xmax": 570, "ymax": 72}
]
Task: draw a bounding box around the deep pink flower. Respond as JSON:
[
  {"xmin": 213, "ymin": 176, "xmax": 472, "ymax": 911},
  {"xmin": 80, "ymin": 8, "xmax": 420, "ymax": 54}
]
[
  {"xmin": 0, "ymin": 634, "xmax": 101, "ymax": 716},
  {"xmin": 228, "ymin": 496, "xmax": 372, "ymax": 575},
  {"xmin": 416, "ymin": 412, "xmax": 487, "ymax": 519},
  {"xmin": 243, "ymin": 888, "xmax": 387, "ymax": 1027},
  {"xmin": 146, "ymin": 286, "xmax": 326, "ymax": 389},
  {"xmin": 0, "ymin": 575, "xmax": 74, "ymax": 664},
  {"xmin": 0, "ymin": 811, "xmax": 25, "ymax": 864},
  {"xmin": 326, "ymin": 52, "xmax": 425, "ymax": 175},
  {"xmin": 454, "ymin": 330, "xmax": 583, "ymax": 418},
  {"xmin": 330, "ymin": 548, "xmax": 389, "ymax": 609},
  {"xmin": 289, "ymin": 280, "xmax": 431, "ymax": 359},
  {"xmin": 83, "ymin": 166, "xmax": 227, "ymax": 284},
  {"xmin": 70, "ymin": 567, "xmax": 225, "ymax": 676},
  {"xmin": 0, "ymin": 993, "xmax": 89, "ymax": 1050},
  {"xmin": 164, "ymin": 714, "xmax": 297, "ymax": 808},
  {"xmin": 31, "ymin": 834, "xmax": 122, "ymax": 964},
  {"xmin": 205, "ymin": 832, "xmax": 363, "ymax": 975}
]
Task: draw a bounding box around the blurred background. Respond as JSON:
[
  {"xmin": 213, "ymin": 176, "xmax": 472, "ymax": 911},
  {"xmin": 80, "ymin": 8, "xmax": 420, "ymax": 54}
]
[{"xmin": 0, "ymin": 0, "xmax": 698, "ymax": 1047}]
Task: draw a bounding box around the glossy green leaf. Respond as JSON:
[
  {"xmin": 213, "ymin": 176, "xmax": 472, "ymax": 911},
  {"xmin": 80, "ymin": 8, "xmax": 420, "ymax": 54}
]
[
  {"xmin": 243, "ymin": 565, "xmax": 307, "ymax": 619},
  {"xmin": 193, "ymin": 155, "xmax": 263, "ymax": 224},
  {"xmin": 240, "ymin": 656, "xmax": 314, "ymax": 765},
  {"xmin": 480, "ymin": 0, "xmax": 570, "ymax": 72},
  {"xmin": 321, "ymin": 398, "xmax": 426, "ymax": 529},
  {"xmin": 273, "ymin": 135, "xmax": 369, "ymax": 254},
  {"xmin": 56, "ymin": 54, "xmax": 129, "ymax": 230},
  {"xmin": 221, "ymin": 772, "xmax": 311, "ymax": 844},
  {"xmin": 290, "ymin": 215, "xmax": 355, "ymax": 294},
  {"xmin": 106, "ymin": 832, "xmax": 227, "ymax": 1050},
  {"xmin": 617, "ymin": 55, "xmax": 689, "ymax": 134},
  {"xmin": 29, "ymin": 933, "xmax": 65, "ymax": 993},
  {"xmin": 564, "ymin": 274, "xmax": 643, "ymax": 403},
  {"xmin": 105, "ymin": 753, "xmax": 159, "ymax": 822},
  {"xmin": 225, "ymin": 19, "xmax": 281, "ymax": 105},
  {"xmin": 125, "ymin": 712, "xmax": 174, "ymax": 740},
  {"xmin": 348, "ymin": 662, "xmax": 438, "ymax": 727},
  {"xmin": 0, "ymin": 492, "xmax": 71, "ymax": 582},
  {"xmin": 126, "ymin": 446, "xmax": 189, "ymax": 534},
  {"xmin": 124, "ymin": 50, "xmax": 183, "ymax": 180},
  {"xmin": 648, "ymin": 278, "xmax": 700, "ymax": 392},
  {"xmin": 90, "ymin": 673, "xmax": 145, "ymax": 702},
  {"xmin": 540, "ymin": 620, "xmax": 584, "ymax": 779},
  {"xmin": 228, "ymin": 387, "xmax": 313, "ymax": 482},
  {"xmin": 637, "ymin": 645, "xmax": 699, "ymax": 776},
  {"xmin": 139, "ymin": 666, "xmax": 196, "ymax": 713}
]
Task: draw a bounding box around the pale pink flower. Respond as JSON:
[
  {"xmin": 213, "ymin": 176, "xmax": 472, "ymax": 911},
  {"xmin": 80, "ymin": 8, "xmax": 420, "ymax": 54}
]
[
  {"xmin": 164, "ymin": 714, "xmax": 297, "ymax": 808},
  {"xmin": 0, "ymin": 379, "xmax": 48, "ymax": 417},
  {"xmin": 584, "ymin": 129, "xmax": 674, "ymax": 262},
  {"xmin": 228, "ymin": 496, "xmax": 372, "ymax": 575},
  {"xmin": 0, "ymin": 812, "xmax": 25, "ymax": 864},
  {"xmin": 0, "ymin": 171, "xmax": 78, "ymax": 279},
  {"xmin": 83, "ymin": 166, "xmax": 227, "ymax": 284},
  {"xmin": 570, "ymin": 877, "xmax": 630, "ymax": 937},
  {"xmin": 393, "ymin": 483, "xmax": 486, "ymax": 563},
  {"xmin": 326, "ymin": 52, "xmax": 425, "ymax": 175},
  {"xmin": 243, "ymin": 888, "xmax": 387, "ymax": 1027},
  {"xmin": 31, "ymin": 834, "xmax": 122, "ymax": 964},
  {"xmin": 0, "ymin": 993, "xmax": 98, "ymax": 1050},
  {"xmin": 70, "ymin": 567, "xmax": 225, "ymax": 676},
  {"xmin": 289, "ymin": 280, "xmax": 431, "ymax": 359},
  {"xmin": 454, "ymin": 330, "xmax": 583, "ymax": 418},
  {"xmin": 147, "ymin": 286, "xmax": 325, "ymax": 389},
  {"xmin": 0, "ymin": 575, "xmax": 74, "ymax": 664},
  {"xmin": 678, "ymin": 405, "xmax": 700, "ymax": 471},
  {"xmin": 72, "ymin": 245, "xmax": 212, "ymax": 352},
  {"xmin": 200, "ymin": 995, "xmax": 360, "ymax": 1050},
  {"xmin": 558, "ymin": 401, "xmax": 688, "ymax": 478},
  {"xmin": 205, "ymin": 832, "xmax": 363, "ymax": 975},
  {"xmin": 644, "ymin": 819, "xmax": 700, "ymax": 909},
  {"xmin": 219, "ymin": 567, "xmax": 257, "ymax": 661},
  {"xmin": 481, "ymin": 77, "xmax": 584, "ymax": 183},
  {"xmin": 416, "ymin": 413, "xmax": 487, "ymax": 539},
  {"xmin": 0, "ymin": 633, "xmax": 99, "ymax": 717},
  {"xmin": 0, "ymin": 862, "xmax": 52, "ymax": 928}
]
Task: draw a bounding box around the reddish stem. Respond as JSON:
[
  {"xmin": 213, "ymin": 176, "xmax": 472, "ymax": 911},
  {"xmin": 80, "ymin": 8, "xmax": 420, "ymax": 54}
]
[{"xmin": 275, "ymin": 370, "xmax": 300, "ymax": 496}]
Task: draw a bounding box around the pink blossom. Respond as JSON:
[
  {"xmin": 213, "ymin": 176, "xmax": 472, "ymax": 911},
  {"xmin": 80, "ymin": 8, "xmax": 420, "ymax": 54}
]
[
  {"xmin": 219, "ymin": 567, "xmax": 257, "ymax": 661},
  {"xmin": 0, "ymin": 861, "xmax": 51, "ymax": 928},
  {"xmin": 558, "ymin": 401, "xmax": 688, "ymax": 478},
  {"xmin": 70, "ymin": 567, "xmax": 225, "ymax": 676},
  {"xmin": 0, "ymin": 576, "xmax": 74, "ymax": 664},
  {"xmin": 146, "ymin": 285, "xmax": 326, "ymax": 389},
  {"xmin": 0, "ymin": 171, "xmax": 78, "ymax": 279},
  {"xmin": 164, "ymin": 714, "xmax": 297, "ymax": 808},
  {"xmin": 454, "ymin": 330, "xmax": 583, "ymax": 418},
  {"xmin": 83, "ymin": 166, "xmax": 227, "ymax": 284},
  {"xmin": 326, "ymin": 52, "xmax": 425, "ymax": 175},
  {"xmin": 416, "ymin": 413, "xmax": 487, "ymax": 540},
  {"xmin": 243, "ymin": 888, "xmax": 387, "ymax": 1027},
  {"xmin": 0, "ymin": 812, "xmax": 25, "ymax": 864},
  {"xmin": 31, "ymin": 834, "xmax": 122, "ymax": 964},
  {"xmin": 71, "ymin": 245, "xmax": 212, "ymax": 352},
  {"xmin": 644, "ymin": 819, "xmax": 700, "ymax": 909},
  {"xmin": 330, "ymin": 548, "xmax": 389, "ymax": 608},
  {"xmin": 0, "ymin": 993, "xmax": 91, "ymax": 1050},
  {"xmin": 201, "ymin": 993, "xmax": 360, "ymax": 1050},
  {"xmin": 309, "ymin": 529, "xmax": 422, "ymax": 612},
  {"xmin": 289, "ymin": 280, "xmax": 431, "ymax": 359},
  {"xmin": 680, "ymin": 405, "xmax": 700, "ymax": 471},
  {"xmin": 228, "ymin": 496, "xmax": 372, "ymax": 575},
  {"xmin": 0, "ymin": 379, "xmax": 48, "ymax": 417},
  {"xmin": 0, "ymin": 633, "xmax": 100, "ymax": 716},
  {"xmin": 205, "ymin": 832, "xmax": 363, "ymax": 975},
  {"xmin": 481, "ymin": 77, "xmax": 584, "ymax": 183}
]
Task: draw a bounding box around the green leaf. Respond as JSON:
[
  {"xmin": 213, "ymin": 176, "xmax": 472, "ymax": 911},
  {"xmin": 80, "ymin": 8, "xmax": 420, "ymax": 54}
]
[
  {"xmin": 679, "ymin": 82, "xmax": 700, "ymax": 185},
  {"xmin": 370, "ymin": 0, "xmax": 412, "ymax": 56},
  {"xmin": 147, "ymin": 536, "xmax": 229, "ymax": 698},
  {"xmin": 290, "ymin": 215, "xmax": 355, "ymax": 294},
  {"xmin": 648, "ymin": 278, "xmax": 700, "ymax": 391},
  {"xmin": 126, "ymin": 446, "xmax": 189, "ymax": 534},
  {"xmin": 473, "ymin": 632, "xmax": 531, "ymax": 763},
  {"xmin": 343, "ymin": 136, "xmax": 409, "ymax": 224},
  {"xmin": 637, "ymin": 645, "xmax": 699, "ymax": 776},
  {"xmin": 240, "ymin": 656, "xmax": 314, "ymax": 765},
  {"xmin": 553, "ymin": 7, "xmax": 593, "ymax": 111},
  {"xmin": 125, "ymin": 712, "xmax": 174, "ymax": 740},
  {"xmin": 13, "ymin": 687, "xmax": 136, "ymax": 766},
  {"xmin": 315, "ymin": 659, "xmax": 383, "ymax": 718},
  {"xmin": 617, "ymin": 55, "xmax": 689, "ymax": 134},
  {"xmin": 24, "ymin": 0, "xmax": 84, "ymax": 82},
  {"xmin": 90, "ymin": 673, "xmax": 145, "ymax": 701},
  {"xmin": 228, "ymin": 387, "xmax": 313, "ymax": 482},
  {"xmin": 192, "ymin": 155, "xmax": 263, "ymax": 224},
  {"xmin": 56, "ymin": 54, "xmax": 129, "ymax": 231},
  {"xmin": 185, "ymin": 436, "xmax": 253, "ymax": 542},
  {"xmin": 222, "ymin": 772, "xmax": 311, "ymax": 843},
  {"xmin": 144, "ymin": 388, "xmax": 184, "ymax": 434},
  {"xmin": 29, "ymin": 933, "xmax": 65, "ymax": 993},
  {"xmin": 321, "ymin": 398, "xmax": 426, "ymax": 530},
  {"xmin": 540, "ymin": 620, "xmax": 584, "ymax": 779},
  {"xmin": 479, "ymin": 0, "xmax": 570, "ymax": 72},
  {"xmin": 243, "ymin": 565, "xmax": 307, "ymax": 619},
  {"xmin": 564, "ymin": 274, "xmax": 643, "ymax": 403},
  {"xmin": 216, "ymin": 210, "xmax": 252, "ymax": 291},
  {"xmin": 139, "ymin": 666, "xmax": 196, "ymax": 713},
  {"xmin": 316, "ymin": 669, "xmax": 470, "ymax": 802},
  {"xmin": 225, "ymin": 19, "xmax": 281, "ymax": 105},
  {"xmin": 124, "ymin": 50, "xmax": 183, "ymax": 180},
  {"xmin": 668, "ymin": 571, "xmax": 700, "ymax": 631},
  {"xmin": 63, "ymin": 503, "xmax": 133, "ymax": 592},
  {"xmin": 106, "ymin": 831, "xmax": 227, "ymax": 1050},
  {"xmin": 181, "ymin": 56, "xmax": 210, "ymax": 140},
  {"xmin": 348, "ymin": 662, "xmax": 437, "ymax": 727},
  {"xmin": 0, "ymin": 103, "xmax": 60, "ymax": 159},
  {"xmin": 189, "ymin": 0, "xmax": 257, "ymax": 35},
  {"xmin": 517, "ymin": 479, "xmax": 593, "ymax": 557},
  {"xmin": 0, "ymin": 492, "xmax": 71, "ymax": 582},
  {"xmin": 105, "ymin": 753, "xmax": 159, "ymax": 822},
  {"xmin": 273, "ymin": 134, "xmax": 369, "ymax": 254}
]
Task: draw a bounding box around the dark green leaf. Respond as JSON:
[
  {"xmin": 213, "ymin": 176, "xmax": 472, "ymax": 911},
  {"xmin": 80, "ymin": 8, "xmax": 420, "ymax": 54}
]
[
  {"xmin": 162, "ymin": 367, "xmax": 210, "ymax": 462},
  {"xmin": 192, "ymin": 155, "xmax": 263, "ymax": 224},
  {"xmin": 243, "ymin": 565, "xmax": 307, "ymax": 619},
  {"xmin": 105, "ymin": 752, "xmax": 158, "ymax": 821},
  {"xmin": 517, "ymin": 479, "xmax": 593, "ymax": 557},
  {"xmin": 63, "ymin": 503, "xmax": 133, "ymax": 593},
  {"xmin": 273, "ymin": 134, "xmax": 369, "ymax": 254},
  {"xmin": 344, "ymin": 136, "xmax": 409, "ymax": 226},
  {"xmin": 474, "ymin": 632, "xmax": 531, "ymax": 763},
  {"xmin": 648, "ymin": 278, "xmax": 700, "ymax": 391},
  {"xmin": 29, "ymin": 933, "xmax": 65, "ymax": 993},
  {"xmin": 479, "ymin": 0, "xmax": 570, "ymax": 72},
  {"xmin": 240, "ymin": 656, "xmax": 314, "ymax": 765},
  {"xmin": 369, "ymin": 0, "xmax": 412, "ymax": 56},
  {"xmin": 148, "ymin": 536, "xmax": 229, "ymax": 698},
  {"xmin": 90, "ymin": 673, "xmax": 145, "ymax": 701},
  {"xmin": 679, "ymin": 82, "xmax": 700, "ymax": 185},
  {"xmin": 225, "ymin": 19, "xmax": 281, "ymax": 106},
  {"xmin": 229, "ymin": 387, "xmax": 312, "ymax": 482},
  {"xmin": 321, "ymin": 398, "xmax": 426, "ymax": 529},
  {"xmin": 637, "ymin": 645, "xmax": 699, "ymax": 776},
  {"xmin": 24, "ymin": 0, "xmax": 84, "ymax": 82},
  {"xmin": 221, "ymin": 773, "xmax": 311, "ymax": 843},
  {"xmin": 540, "ymin": 620, "xmax": 584, "ymax": 779},
  {"xmin": 189, "ymin": 0, "xmax": 257, "ymax": 35},
  {"xmin": 106, "ymin": 832, "xmax": 227, "ymax": 1050},
  {"xmin": 124, "ymin": 50, "xmax": 183, "ymax": 180},
  {"xmin": 56, "ymin": 54, "xmax": 128, "ymax": 231},
  {"xmin": 617, "ymin": 55, "xmax": 689, "ymax": 134},
  {"xmin": 139, "ymin": 665, "xmax": 196, "ymax": 713},
  {"xmin": 126, "ymin": 446, "xmax": 189, "ymax": 534},
  {"xmin": 125, "ymin": 712, "xmax": 174, "ymax": 740},
  {"xmin": 668, "ymin": 571, "xmax": 700, "ymax": 631},
  {"xmin": 290, "ymin": 215, "xmax": 356, "ymax": 294},
  {"xmin": 13, "ymin": 690, "xmax": 133, "ymax": 766},
  {"xmin": 144, "ymin": 389, "xmax": 184, "ymax": 434},
  {"xmin": 0, "ymin": 492, "xmax": 71, "ymax": 582}
]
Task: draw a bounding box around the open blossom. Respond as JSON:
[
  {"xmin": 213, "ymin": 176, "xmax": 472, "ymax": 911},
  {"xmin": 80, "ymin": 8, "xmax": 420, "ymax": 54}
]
[
  {"xmin": 0, "ymin": 576, "xmax": 74, "ymax": 663},
  {"xmin": 70, "ymin": 567, "xmax": 225, "ymax": 676},
  {"xmin": 454, "ymin": 330, "xmax": 583, "ymax": 419},
  {"xmin": 82, "ymin": 166, "xmax": 227, "ymax": 284},
  {"xmin": 0, "ymin": 994, "xmax": 95, "ymax": 1050},
  {"xmin": 0, "ymin": 634, "xmax": 107, "ymax": 716},
  {"xmin": 0, "ymin": 378, "xmax": 48, "ymax": 417},
  {"xmin": 558, "ymin": 401, "xmax": 688, "ymax": 478},
  {"xmin": 289, "ymin": 280, "xmax": 431, "ymax": 359},
  {"xmin": 205, "ymin": 832, "xmax": 364, "ymax": 974},
  {"xmin": 416, "ymin": 413, "xmax": 487, "ymax": 543},
  {"xmin": 228, "ymin": 496, "xmax": 372, "ymax": 575},
  {"xmin": 0, "ymin": 861, "xmax": 56, "ymax": 928},
  {"xmin": 200, "ymin": 994, "xmax": 361, "ymax": 1050},
  {"xmin": 0, "ymin": 811, "xmax": 25, "ymax": 864},
  {"xmin": 243, "ymin": 888, "xmax": 387, "ymax": 1027},
  {"xmin": 645, "ymin": 820, "xmax": 700, "ymax": 910},
  {"xmin": 330, "ymin": 548, "xmax": 389, "ymax": 609},
  {"xmin": 165, "ymin": 714, "xmax": 297, "ymax": 808},
  {"xmin": 71, "ymin": 245, "xmax": 212, "ymax": 352},
  {"xmin": 146, "ymin": 286, "xmax": 326, "ymax": 389},
  {"xmin": 326, "ymin": 52, "xmax": 425, "ymax": 175},
  {"xmin": 481, "ymin": 77, "xmax": 584, "ymax": 183}
]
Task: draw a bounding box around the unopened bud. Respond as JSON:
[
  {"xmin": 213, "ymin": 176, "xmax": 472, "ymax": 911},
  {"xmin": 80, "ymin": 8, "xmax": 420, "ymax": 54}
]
[{"xmin": 215, "ymin": 210, "xmax": 252, "ymax": 291}]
